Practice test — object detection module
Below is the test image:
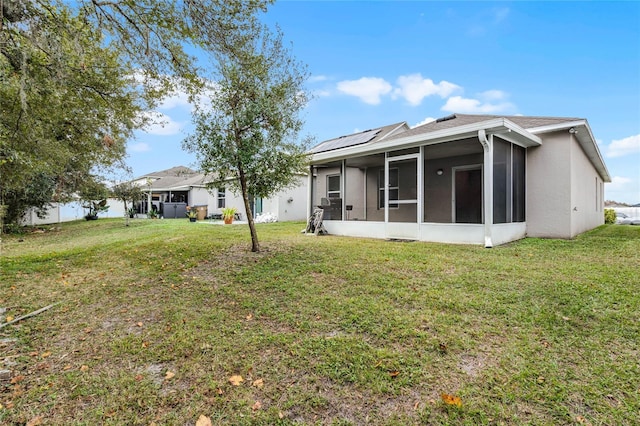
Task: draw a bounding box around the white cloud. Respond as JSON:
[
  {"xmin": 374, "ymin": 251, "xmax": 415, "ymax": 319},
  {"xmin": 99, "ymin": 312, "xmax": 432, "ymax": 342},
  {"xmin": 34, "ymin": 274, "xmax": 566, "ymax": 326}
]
[
  {"xmin": 312, "ymin": 89, "xmax": 332, "ymax": 98},
  {"xmin": 413, "ymin": 117, "xmax": 436, "ymax": 128},
  {"xmin": 337, "ymin": 77, "xmax": 392, "ymax": 105},
  {"xmin": 441, "ymin": 90, "xmax": 515, "ymax": 114},
  {"xmin": 606, "ymin": 176, "xmax": 633, "ymax": 194},
  {"xmin": 393, "ymin": 74, "xmax": 461, "ymax": 106},
  {"xmin": 140, "ymin": 111, "xmax": 183, "ymax": 136},
  {"xmin": 479, "ymin": 89, "xmax": 507, "ymax": 101},
  {"xmin": 309, "ymin": 75, "xmax": 329, "ymax": 83},
  {"xmin": 129, "ymin": 142, "xmax": 151, "ymax": 153},
  {"xmin": 605, "ymin": 134, "xmax": 640, "ymax": 158}
]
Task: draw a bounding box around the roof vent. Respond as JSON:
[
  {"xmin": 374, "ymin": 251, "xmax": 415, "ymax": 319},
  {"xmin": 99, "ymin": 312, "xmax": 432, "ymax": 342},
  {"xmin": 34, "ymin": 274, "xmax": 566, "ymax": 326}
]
[{"xmin": 435, "ymin": 114, "xmax": 457, "ymax": 123}]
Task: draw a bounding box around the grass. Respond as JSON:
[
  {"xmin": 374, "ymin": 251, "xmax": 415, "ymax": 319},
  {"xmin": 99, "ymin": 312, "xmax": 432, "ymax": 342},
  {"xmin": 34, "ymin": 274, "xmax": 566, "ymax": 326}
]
[{"xmin": 0, "ymin": 219, "xmax": 639, "ymax": 425}]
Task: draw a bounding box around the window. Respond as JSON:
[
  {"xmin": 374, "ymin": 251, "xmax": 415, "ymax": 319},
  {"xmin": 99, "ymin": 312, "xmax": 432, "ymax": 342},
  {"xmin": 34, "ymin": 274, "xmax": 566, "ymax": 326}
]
[
  {"xmin": 327, "ymin": 175, "xmax": 341, "ymax": 198},
  {"xmin": 217, "ymin": 187, "xmax": 226, "ymax": 208},
  {"xmin": 378, "ymin": 168, "xmax": 399, "ymax": 209}
]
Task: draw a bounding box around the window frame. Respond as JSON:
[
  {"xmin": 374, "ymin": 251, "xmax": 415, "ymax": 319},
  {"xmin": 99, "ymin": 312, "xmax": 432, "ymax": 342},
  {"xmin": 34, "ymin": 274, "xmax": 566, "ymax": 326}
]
[
  {"xmin": 217, "ymin": 187, "xmax": 226, "ymax": 208},
  {"xmin": 327, "ymin": 174, "xmax": 341, "ymax": 199}
]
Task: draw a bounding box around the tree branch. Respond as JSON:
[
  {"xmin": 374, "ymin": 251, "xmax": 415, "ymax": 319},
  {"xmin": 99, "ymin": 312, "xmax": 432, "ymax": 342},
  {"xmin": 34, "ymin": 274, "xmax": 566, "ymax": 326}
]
[{"xmin": 0, "ymin": 303, "xmax": 59, "ymax": 329}]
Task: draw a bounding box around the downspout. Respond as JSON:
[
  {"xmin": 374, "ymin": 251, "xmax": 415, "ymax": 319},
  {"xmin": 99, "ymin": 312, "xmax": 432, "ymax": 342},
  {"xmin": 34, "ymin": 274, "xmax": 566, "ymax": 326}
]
[{"xmin": 479, "ymin": 129, "xmax": 494, "ymax": 248}]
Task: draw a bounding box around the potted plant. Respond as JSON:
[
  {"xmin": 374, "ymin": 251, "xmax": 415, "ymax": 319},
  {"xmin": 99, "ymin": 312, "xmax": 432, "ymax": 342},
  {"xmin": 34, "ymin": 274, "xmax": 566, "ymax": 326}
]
[
  {"xmin": 186, "ymin": 206, "xmax": 198, "ymax": 222},
  {"xmin": 221, "ymin": 207, "xmax": 237, "ymax": 224},
  {"xmin": 127, "ymin": 207, "xmax": 137, "ymax": 219}
]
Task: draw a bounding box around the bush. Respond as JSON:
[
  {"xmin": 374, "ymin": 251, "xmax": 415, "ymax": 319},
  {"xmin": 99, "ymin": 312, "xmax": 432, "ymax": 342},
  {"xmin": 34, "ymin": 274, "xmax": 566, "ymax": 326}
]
[{"xmin": 604, "ymin": 209, "xmax": 616, "ymax": 224}]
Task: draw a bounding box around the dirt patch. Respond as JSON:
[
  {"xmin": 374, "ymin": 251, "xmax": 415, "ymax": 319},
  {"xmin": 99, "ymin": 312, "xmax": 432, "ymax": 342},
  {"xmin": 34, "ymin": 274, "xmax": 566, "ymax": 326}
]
[{"xmin": 188, "ymin": 242, "xmax": 287, "ymax": 285}]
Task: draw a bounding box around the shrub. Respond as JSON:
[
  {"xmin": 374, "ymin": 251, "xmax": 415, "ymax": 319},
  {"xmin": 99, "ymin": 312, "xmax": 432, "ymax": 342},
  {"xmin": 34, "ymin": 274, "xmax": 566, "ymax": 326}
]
[{"xmin": 604, "ymin": 209, "xmax": 616, "ymax": 224}]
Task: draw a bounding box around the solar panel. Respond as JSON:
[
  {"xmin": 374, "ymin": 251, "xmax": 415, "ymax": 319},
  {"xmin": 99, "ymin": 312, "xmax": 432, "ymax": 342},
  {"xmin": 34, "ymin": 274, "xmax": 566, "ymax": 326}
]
[{"xmin": 311, "ymin": 128, "xmax": 381, "ymax": 154}]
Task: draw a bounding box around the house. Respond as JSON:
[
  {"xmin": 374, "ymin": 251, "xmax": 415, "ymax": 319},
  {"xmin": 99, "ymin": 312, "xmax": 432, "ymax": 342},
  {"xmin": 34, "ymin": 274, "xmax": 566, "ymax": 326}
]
[
  {"xmin": 134, "ymin": 166, "xmax": 308, "ymax": 222},
  {"xmin": 306, "ymin": 114, "xmax": 610, "ymax": 247}
]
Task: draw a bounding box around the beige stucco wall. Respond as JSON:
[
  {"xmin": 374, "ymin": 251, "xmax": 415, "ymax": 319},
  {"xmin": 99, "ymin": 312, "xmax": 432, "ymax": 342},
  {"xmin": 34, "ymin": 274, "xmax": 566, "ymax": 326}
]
[
  {"xmin": 366, "ymin": 168, "xmax": 384, "ymax": 221},
  {"xmin": 262, "ymin": 175, "xmax": 309, "ymax": 221},
  {"xmin": 344, "ymin": 167, "xmax": 366, "ymax": 220},
  {"xmin": 220, "ymin": 180, "xmax": 308, "ymax": 222},
  {"xmin": 526, "ymin": 131, "xmax": 572, "ymax": 238},
  {"xmin": 314, "ymin": 166, "xmax": 341, "ymax": 205},
  {"xmin": 527, "ymin": 130, "xmax": 604, "ymax": 238},
  {"xmin": 570, "ymin": 135, "xmax": 605, "ymax": 236},
  {"xmin": 189, "ymin": 187, "xmax": 211, "ymax": 207}
]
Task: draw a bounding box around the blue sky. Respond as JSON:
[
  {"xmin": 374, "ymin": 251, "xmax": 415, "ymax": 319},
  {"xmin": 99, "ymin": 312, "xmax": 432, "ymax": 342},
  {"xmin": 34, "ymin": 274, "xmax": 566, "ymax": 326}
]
[{"xmin": 128, "ymin": 1, "xmax": 640, "ymax": 204}]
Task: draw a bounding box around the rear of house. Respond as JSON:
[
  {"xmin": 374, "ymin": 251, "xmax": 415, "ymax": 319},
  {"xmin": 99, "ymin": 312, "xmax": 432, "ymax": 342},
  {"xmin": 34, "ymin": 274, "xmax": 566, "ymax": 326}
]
[{"xmin": 307, "ymin": 114, "xmax": 610, "ymax": 247}]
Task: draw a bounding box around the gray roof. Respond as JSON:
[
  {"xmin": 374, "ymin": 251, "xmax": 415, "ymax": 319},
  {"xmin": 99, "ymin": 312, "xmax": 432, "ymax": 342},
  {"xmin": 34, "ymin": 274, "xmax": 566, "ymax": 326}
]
[
  {"xmin": 386, "ymin": 113, "xmax": 584, "ymax": 141},
  {"xmin": 136, "ymin": 166, "xmax": 209, "ymax": 190}
]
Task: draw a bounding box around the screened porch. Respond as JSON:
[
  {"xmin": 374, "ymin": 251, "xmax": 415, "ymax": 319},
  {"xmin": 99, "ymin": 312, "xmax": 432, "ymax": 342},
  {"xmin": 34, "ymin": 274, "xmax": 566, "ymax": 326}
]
[{"xmin": 309, "ymin": 136, "xmax": 527, "ymax": 246}]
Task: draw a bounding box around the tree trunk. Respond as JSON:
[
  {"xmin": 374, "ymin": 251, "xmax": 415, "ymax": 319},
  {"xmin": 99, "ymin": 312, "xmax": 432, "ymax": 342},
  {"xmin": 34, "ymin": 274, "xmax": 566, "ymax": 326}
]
[
  {"xmin": 124, "ymin": 200, "xmax": 129, "ymax": 227},
  {"xmin": 238, "ymin": 166, "xmax": 260, "ymax": 252}
]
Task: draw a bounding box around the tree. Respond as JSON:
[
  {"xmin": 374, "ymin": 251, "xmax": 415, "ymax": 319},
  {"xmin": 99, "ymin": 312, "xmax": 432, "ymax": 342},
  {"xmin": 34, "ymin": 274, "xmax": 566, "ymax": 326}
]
[
  {"xmin": 1, "ymin": 0, "xmax": 272, "ymax": 229},
  {"xmin": 184, "ymin": 25, "xmax": 311, "ymax": 252},
  {"xmin": 1, "ymin": 2, "xmax": 144, "ymax": 226},
  {"xmin": 78, "ymin": 178, "xmax": 110, "ymax": 220},
  {"xmin": 111, "ymin": 180, "xmax": 144, "ymax": 226}
]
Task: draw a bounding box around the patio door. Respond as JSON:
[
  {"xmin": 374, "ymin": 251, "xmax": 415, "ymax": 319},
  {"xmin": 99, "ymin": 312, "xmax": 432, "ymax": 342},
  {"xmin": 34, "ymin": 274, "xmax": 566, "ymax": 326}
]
[
  {"xmin": 453, "ymin": 165, "xmax": 482, "ymax": 223},
  {"xmin": 385, "ymin": 154, "xmax": 419, "ymax": 239}
]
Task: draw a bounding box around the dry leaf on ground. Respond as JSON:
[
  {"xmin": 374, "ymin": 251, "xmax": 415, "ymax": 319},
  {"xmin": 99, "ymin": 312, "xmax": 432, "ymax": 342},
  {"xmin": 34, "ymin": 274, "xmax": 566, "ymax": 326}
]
[
  {"xmin": 228, "ymin": 375, "xmax": 243, "ymax": 386},
  {"xmin": 441, "ymin": 393, "xmax": 462, "ymax": 407},
  {"xmin": 195, "ymin": 414, "xmax": 212, "ymax": 426},
  {"xmin": 26, "ymin": 416, "xmax": 43, "ymax": 426}
]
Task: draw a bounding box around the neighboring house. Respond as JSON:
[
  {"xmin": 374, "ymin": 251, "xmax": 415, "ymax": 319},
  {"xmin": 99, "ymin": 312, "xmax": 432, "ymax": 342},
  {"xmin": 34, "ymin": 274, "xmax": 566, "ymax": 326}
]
[
  {"xmin": 307, "ymin": 113, "xmax": 610, "ymax": 247},
  {"xmin": 133, "ymin": 166, "xmax": 308, "ymax": 222},
  {"xmin": 22, "ymin": 165, "xmax": 308, "ymax": 225}
]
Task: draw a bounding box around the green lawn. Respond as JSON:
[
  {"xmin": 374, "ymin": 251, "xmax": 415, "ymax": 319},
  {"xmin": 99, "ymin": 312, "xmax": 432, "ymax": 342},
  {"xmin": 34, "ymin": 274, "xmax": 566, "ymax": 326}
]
[{"xmin": 1, "ymin": 219, "xmax": 638, "ymax": 425}]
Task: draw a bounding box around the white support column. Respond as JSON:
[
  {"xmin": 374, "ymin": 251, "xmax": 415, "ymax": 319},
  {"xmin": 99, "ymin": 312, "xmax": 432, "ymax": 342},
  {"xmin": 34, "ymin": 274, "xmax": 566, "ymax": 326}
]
[
  {"xmin": 479, "ymin": 130, "xmax": 494, "ymax": 248},
  {"xmin": 341, "ymin": 159, "xmax": 346, "ymax": 221},
  {"xmin": 363, "ymin": 167, "xmax": 368, "ymax": 221},
  {"xmin": 418, "ymin": 145, "xmax": 424, "ymax": 224},
  {"xmin": 306, "ymin": 165, "xmax": 313, "ymax": 219},
  {"xmin": 384, "ymin": 152, "xmax": 389, "ymax": 223}
]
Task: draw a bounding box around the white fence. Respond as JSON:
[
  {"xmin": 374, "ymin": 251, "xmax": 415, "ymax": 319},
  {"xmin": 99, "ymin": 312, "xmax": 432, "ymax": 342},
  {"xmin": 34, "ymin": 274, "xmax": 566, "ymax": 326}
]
[{"xmin": 21, "ymin": 200, "xmax": 126, "ymax": 226}]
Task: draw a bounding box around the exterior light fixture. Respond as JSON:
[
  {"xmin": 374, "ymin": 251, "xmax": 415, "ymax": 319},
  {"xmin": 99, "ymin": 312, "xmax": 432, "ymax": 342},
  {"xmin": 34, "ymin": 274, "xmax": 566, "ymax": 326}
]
[
  {"xmin": 436, "ymin": 169, "xmax": 444, "ymax": 176},
  {"xmin": 569, "ymin": 127, "xmax": 577, "ymax": 134}
]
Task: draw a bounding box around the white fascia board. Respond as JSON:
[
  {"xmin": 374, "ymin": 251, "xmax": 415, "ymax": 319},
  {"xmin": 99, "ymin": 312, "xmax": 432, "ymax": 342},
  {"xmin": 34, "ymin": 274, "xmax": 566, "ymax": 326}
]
[
  {"xmin": 525, "ymin": 120, "xmax": 587, "ymax": 135},
  {"xmin": 311, "ymin": 118, "xmax": 541, "ymax": 164}
]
